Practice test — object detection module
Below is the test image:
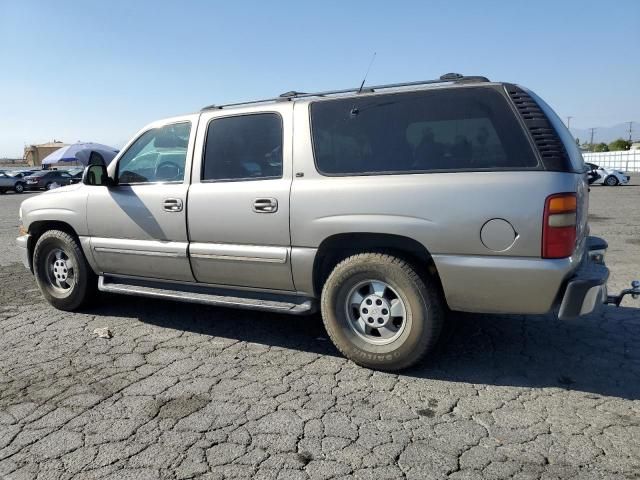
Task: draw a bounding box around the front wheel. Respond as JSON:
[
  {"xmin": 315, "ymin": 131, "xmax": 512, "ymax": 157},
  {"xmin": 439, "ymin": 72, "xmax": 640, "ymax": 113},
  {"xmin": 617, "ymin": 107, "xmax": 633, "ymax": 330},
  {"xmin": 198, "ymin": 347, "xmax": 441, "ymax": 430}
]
[
  {"xmin": 14, "ymin": 182, "xmax": 24, "ymax": 193},
  {"xmin": 605, "ymin": 175, "xmax": 619, "ymax": 186},
  {"xmin": 33, "ymin": 230, "xmax": 97, "ymax": 311},
  {"xmin": 321, "ymin": 253, "xmax": 444, "ymax": 371},
  {"xmin": 45, "ymin": 182, "xmax": 53, "ymax": 190}
]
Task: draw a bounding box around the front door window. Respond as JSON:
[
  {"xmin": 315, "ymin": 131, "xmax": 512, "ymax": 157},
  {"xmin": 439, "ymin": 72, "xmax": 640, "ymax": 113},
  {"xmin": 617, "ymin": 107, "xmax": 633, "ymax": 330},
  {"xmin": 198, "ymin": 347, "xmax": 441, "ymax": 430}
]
[{"xmin": 117, "ymin": 122, "xmax": 191, "ymax": 184}]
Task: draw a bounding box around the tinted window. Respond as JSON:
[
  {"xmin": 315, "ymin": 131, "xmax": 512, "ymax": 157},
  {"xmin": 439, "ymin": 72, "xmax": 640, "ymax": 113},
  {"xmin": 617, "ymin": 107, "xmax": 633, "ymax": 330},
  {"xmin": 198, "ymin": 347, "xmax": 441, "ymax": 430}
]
[
  {"xmin": 202, "ymin": 113, "xmax": 283, "ymax": 181},
  {"xmin": 117, "ymin": 122, "xmax": 191, "ymax": 184},
  {"xmin": 311, "ymin": 87, "xmax": 537, "ymax": 175}
]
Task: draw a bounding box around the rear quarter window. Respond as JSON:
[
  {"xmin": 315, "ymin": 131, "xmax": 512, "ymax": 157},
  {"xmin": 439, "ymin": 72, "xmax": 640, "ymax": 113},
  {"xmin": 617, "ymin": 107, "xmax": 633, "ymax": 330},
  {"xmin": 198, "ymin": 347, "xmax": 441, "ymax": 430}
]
[{"xmin": 310, "ymin": 87, "xmax": 538, "ymax": 175}]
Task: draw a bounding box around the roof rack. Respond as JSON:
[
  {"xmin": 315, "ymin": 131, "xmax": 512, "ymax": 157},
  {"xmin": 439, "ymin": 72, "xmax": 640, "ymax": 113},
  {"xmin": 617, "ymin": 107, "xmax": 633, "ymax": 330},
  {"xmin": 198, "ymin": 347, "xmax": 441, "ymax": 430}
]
[{"xmin": 201, "ymin": 73, "xmax": 489, "ymax": 111}]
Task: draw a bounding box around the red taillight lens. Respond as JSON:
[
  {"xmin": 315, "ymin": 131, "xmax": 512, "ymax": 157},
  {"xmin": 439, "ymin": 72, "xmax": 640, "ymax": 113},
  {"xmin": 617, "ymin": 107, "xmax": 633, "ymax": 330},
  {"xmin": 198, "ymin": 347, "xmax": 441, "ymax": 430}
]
[{"xmin": 542, "ymin": 193, "xmax": 577, "ymax": 259}]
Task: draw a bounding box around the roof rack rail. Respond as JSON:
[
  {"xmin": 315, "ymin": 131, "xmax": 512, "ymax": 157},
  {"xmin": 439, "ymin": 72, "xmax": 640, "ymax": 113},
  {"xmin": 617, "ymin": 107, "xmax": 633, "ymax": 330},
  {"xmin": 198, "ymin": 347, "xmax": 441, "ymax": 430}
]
[{"xmin": 201, "ymin": 73, "xmax": 489, "ymax": 111}]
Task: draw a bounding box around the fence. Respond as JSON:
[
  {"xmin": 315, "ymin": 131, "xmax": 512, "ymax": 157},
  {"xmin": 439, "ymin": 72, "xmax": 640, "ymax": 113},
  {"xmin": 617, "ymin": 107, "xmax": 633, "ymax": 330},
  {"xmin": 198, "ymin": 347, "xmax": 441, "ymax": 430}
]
[{"xmin": 582, "ymin": 150, "xmax": 640, "ymax": 172}]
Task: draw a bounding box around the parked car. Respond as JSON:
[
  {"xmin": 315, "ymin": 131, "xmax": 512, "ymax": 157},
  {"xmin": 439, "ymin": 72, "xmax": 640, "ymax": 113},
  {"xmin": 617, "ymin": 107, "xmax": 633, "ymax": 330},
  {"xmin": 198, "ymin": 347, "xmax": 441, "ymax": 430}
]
[
  {"xmin": 9, "ymin": 170, "xmax": 38, "ymax": 181},
  {"xmin": 67, "ymin": 167, "xmax": 85, "ymax": 184},
  {"xmin": 585, "ymin": 162, "xmax": 630, "ymax": 186},
  {"xmin": 16, "ymin": 73, "xmax": 637, "ymax": 371},
  {"xmin": 0, "ymin": 172, "xmax": 27, "ymax": 193},
  {"xmin": 23, "ymin": 170, "xmax": 74, "ymax": 190}
]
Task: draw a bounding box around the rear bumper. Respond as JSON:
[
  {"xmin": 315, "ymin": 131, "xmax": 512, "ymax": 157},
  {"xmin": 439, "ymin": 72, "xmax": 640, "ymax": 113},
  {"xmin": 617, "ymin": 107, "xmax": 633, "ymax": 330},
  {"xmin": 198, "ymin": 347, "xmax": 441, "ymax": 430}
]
[
  {"xmin": 433, "ymin": 236, "xmax": 610, "ymax": 316},
  {"xmin": 557, "ymin": 237, "xmax": 609, "ymax": 319},
  {"xmin": 433, "ymin": 253, "xmax": 579, "ymax": 315}
]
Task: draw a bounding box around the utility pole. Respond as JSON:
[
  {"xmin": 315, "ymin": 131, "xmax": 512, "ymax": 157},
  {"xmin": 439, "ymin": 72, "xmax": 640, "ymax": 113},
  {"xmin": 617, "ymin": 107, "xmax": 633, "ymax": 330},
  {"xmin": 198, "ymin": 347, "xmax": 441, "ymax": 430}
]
[
  {"xmin": 566, "ymin": 116, "xmax": 572, "ymax": 130},
  {"xmin": 589, "ymin": 128, "xmax": 596, "ymax": 151},
  {"xmin": 628, "ymin": 121, "xmax": 633, "ymax": 143}
]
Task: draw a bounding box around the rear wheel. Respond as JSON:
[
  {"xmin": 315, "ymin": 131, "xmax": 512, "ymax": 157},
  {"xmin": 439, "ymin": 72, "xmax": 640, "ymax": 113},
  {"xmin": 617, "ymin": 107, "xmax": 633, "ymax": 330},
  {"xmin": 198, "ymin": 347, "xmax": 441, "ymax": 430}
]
[
  {"xmin": 321, "ymin": 253, "xmax": 444, "ymax": 371},
  {"xmin": 14, "ymin": 182, "xmax": 24, "ymax": 193},
  {"xmin": 33, "ymin": 230, "xmax": 97, "ymax": 311},
  {"xmin": 605, "ymin": 175, "xmax": 619, "ymax": 186}
]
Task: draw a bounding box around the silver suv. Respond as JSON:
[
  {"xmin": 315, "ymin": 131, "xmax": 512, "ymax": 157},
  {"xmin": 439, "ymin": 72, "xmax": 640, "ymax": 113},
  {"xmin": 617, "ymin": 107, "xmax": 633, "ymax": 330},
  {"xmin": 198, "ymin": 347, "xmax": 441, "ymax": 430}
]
[{"xmin": 16, "ymin": 74, "xmax": 636, "ymax": 370}]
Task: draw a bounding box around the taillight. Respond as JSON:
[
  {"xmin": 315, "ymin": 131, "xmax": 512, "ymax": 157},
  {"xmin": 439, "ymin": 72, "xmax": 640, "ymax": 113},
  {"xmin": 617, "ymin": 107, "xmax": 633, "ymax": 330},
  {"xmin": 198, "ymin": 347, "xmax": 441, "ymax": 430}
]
[{"xmin": 542, "ymin": 193, "xmax": 577, "ymax": 259}]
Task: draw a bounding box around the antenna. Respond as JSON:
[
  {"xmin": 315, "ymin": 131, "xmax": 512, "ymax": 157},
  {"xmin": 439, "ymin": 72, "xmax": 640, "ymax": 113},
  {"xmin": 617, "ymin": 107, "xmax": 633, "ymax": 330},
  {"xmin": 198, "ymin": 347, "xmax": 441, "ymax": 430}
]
[{"xmin": 358, "ymin": 52, "xmax": 377, "ymax": 94}]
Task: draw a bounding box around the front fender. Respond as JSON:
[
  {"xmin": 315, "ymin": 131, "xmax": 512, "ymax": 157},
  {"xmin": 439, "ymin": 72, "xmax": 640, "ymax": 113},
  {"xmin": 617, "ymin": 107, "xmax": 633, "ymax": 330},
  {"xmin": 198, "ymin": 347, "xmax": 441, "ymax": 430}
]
[{"xmin": 20, "ymin": 186, "xmax": 89, "ymax": 236}]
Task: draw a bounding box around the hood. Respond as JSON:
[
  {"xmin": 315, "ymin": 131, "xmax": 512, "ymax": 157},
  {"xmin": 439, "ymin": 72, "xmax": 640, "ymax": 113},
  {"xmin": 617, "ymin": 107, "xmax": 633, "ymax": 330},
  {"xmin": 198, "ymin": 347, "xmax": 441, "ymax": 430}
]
[{"xmin": 41, "ymin": 183, "xmax": 84, "ymax": 195}]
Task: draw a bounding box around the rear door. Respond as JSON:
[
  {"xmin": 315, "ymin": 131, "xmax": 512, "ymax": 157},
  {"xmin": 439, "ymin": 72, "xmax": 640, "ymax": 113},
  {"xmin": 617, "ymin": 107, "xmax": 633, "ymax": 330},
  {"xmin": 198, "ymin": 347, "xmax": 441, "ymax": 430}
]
[{"xmin": 187, "ymin": 104, "xmax": 294, "ymax": 291}]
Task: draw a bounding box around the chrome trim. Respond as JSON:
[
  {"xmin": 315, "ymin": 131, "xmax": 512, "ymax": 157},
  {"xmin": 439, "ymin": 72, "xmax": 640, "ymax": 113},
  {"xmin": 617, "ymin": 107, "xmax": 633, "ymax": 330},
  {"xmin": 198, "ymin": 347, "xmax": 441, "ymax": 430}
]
[
  {"xmin": 94, "ymin": 247, "xmax": 183, "ymax": 258},
  {"xmin": 190, "ymin": 253, "xmax": 285, "ymax": 263},
  {"xmin": 90, "ymin": 237, "xmax": 189, "ymax": 260},
  {"xmin": 189, "ymin": 242, "xmax": 288, "ymax": 264}
]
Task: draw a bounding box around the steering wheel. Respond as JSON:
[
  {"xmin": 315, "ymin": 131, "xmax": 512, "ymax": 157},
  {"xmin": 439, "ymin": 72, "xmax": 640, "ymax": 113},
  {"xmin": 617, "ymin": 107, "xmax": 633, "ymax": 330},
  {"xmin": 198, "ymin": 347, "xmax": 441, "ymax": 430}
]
[{"xmin": 155, "ymin": 161, "xmax": 182, "ymax": 181}]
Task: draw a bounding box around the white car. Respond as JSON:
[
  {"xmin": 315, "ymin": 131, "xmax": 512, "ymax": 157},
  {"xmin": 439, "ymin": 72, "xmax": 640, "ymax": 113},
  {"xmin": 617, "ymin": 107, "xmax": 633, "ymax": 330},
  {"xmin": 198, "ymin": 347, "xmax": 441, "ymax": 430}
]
[{"xmin": 586, "ymin": 163, "xmax": 630, "ymax": 186}]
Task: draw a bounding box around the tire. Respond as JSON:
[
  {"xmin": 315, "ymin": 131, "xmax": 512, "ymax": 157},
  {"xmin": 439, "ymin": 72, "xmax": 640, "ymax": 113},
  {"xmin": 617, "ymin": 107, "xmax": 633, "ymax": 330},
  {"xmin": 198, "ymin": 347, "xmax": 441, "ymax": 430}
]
[
  {"xmin": 33, "ymin": 230, "xmax": 97, "ymax": 311},
  {"xmin": 605, "ymin": 175, "xmax": 619, "ymax": 186},
  {"xmin": 45, "ymin": 182, "xmax": 53, "ymax": 190},
  {"xmin": 14, "ymin": 182, "xmax": 24, "ymax": 193},
  {"xmin": 0, "ymin": 189, "xmax": 6, "ymax": 194},
  {"xmin": 321, "ymin": 253, "xmax": 444, "ymax": 371}
]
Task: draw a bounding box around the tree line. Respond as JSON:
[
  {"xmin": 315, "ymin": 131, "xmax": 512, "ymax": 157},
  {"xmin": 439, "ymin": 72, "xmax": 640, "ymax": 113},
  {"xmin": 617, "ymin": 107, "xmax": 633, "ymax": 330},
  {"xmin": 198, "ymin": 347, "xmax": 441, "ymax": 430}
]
[{"xmin": 576, "ymin": 138, "xmax": 633, "ymax": 152}]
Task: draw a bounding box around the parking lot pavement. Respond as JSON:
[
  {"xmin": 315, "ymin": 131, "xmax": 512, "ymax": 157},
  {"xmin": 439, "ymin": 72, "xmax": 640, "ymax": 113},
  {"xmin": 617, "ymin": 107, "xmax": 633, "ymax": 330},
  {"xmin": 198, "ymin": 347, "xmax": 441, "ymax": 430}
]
[{"xmin": 0, "ymin": 183, "xmax": 638, "ymax": 480}]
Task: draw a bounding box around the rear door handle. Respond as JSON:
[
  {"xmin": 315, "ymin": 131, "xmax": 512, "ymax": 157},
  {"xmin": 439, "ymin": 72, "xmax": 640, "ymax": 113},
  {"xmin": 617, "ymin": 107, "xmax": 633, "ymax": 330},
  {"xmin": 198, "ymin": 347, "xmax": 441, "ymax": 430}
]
[
  {"xmin": 163, "ymin": 198, "xmax": 183, "ymax": 212},
  {"xmin": 253, "ymin": 198, "xmax": 278, "ymax": 213}
]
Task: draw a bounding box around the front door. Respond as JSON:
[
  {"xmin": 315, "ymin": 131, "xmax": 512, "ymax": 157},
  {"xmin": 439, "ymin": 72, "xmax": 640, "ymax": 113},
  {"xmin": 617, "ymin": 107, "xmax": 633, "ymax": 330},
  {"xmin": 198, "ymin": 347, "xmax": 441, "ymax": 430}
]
[
  {"xmin": 187, "ymin": 105, "xmax": 294, "ymax": 291},
  {"xmin": 87, "ymin": 118, "xmax": 196, "ymax": 282}
]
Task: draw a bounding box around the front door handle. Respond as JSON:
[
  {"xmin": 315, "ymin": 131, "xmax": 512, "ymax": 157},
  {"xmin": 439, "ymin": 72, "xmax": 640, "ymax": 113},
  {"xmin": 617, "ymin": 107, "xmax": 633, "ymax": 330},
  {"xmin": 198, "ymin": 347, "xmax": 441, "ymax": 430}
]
[
  {"xmin": 163, "ymin": 198, "xmax": 183, "ymax": 212},
  {"xmin": 253, "ymin": 198, "xmax": 278, "ymax": 213}
]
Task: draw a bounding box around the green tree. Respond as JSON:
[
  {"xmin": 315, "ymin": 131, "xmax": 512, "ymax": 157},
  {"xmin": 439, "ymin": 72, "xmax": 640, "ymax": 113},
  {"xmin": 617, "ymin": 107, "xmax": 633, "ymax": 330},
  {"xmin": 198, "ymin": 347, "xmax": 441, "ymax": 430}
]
[
  {"xmin": 608, "ymin": 138, "xmax": 631, "ymax": 151},
  {"xmin": 593, "ymin": 143, "xmax": 609, "ymax": 152}
]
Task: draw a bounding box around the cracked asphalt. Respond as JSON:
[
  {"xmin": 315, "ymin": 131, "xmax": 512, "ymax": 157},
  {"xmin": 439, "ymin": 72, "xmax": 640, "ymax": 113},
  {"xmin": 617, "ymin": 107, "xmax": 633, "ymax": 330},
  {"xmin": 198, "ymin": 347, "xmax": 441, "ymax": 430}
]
[{"xmin": 0, "ymin": 181, "xmax": 639, "ymax": 480}]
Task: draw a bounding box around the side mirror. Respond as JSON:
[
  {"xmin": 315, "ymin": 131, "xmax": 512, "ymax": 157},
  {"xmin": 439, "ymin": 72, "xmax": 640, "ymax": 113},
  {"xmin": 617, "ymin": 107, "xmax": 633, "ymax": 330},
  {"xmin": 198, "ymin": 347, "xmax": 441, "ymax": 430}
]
[{"xmin": 83, "ymin": 164, "xmax": 113, "ymax": 186}]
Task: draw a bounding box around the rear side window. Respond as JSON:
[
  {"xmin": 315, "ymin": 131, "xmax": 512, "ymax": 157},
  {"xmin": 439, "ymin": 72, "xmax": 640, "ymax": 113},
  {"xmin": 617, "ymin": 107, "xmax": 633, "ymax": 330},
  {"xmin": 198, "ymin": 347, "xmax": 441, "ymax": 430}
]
[
  {"xmin": 202, "ymin": 113, "xmax": 283, "ymax": 181},
  {"xmin": 311, "ymin": 87, "xmax": 537, "ymax": 175}
]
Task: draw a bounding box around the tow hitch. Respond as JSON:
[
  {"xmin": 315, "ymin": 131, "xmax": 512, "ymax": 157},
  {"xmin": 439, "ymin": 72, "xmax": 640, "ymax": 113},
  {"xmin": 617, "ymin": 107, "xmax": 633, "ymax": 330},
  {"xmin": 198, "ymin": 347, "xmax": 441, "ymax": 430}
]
[{"xmin": 606, "ymin": 280, "xmax": 640, "ymax": 307}]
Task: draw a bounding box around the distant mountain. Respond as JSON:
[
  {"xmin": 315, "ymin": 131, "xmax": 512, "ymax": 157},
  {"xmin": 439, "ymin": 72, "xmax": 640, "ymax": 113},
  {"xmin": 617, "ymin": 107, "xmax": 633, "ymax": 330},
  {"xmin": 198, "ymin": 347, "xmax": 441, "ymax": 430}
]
[{"xmin": 570, "ymin": 122, "xmax": 638, "ymax": 144}]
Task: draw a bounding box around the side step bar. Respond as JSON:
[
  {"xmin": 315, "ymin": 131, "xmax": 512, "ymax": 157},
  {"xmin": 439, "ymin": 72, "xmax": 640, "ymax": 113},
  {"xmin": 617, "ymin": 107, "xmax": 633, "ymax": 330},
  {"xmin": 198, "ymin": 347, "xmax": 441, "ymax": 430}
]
[{"xmin": 98, "ymin": 276, "xmax": 316, "ymax": 315}]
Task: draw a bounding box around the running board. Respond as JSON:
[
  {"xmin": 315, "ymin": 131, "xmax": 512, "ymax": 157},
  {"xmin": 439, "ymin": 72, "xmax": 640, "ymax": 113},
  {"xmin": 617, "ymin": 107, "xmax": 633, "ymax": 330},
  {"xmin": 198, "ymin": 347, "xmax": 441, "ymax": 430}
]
[{"xmin": 98, "ymin": 276, "xmax": 316, "ymax": 315}]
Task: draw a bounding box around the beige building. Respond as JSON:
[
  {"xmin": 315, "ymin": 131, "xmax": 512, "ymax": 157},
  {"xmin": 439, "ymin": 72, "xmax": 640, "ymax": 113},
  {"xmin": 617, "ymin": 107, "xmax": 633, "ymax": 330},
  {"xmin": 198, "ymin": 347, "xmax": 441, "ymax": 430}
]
[{"xmin": 23, "ymin": 141, "xmax": 67, "ymax": 167}]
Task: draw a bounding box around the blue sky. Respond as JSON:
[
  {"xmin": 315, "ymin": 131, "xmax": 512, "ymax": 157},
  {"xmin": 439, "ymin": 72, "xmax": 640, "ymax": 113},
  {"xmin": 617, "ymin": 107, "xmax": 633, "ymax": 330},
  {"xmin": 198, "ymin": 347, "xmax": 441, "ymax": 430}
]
[{"xmin": 1, "ymin": 0, "xmax": 638, "ymax": 157}]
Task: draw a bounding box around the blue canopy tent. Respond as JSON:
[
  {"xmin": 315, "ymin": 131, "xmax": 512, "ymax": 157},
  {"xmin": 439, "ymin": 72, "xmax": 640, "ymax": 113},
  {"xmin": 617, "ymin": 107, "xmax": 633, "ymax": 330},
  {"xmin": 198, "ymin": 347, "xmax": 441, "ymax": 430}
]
[{"xmin": 41, "ymin": 142, "xmax": 119, "ymax": 166}]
